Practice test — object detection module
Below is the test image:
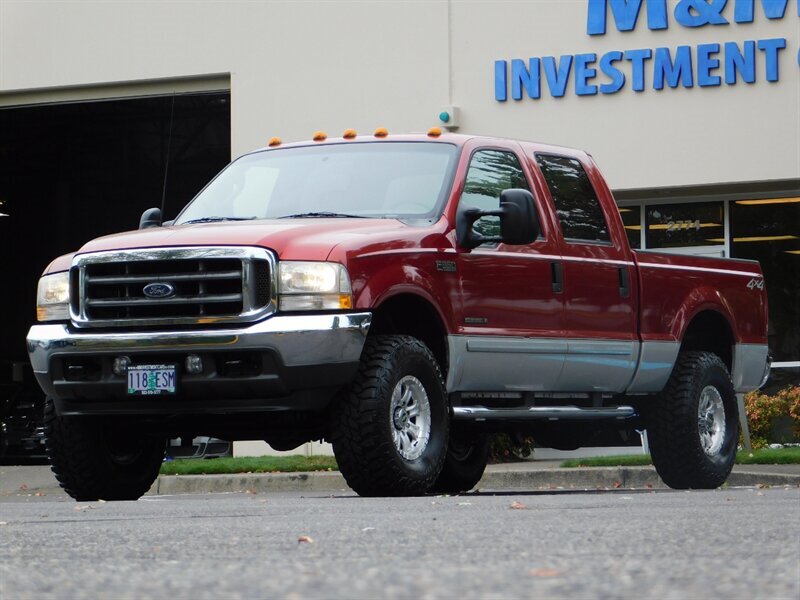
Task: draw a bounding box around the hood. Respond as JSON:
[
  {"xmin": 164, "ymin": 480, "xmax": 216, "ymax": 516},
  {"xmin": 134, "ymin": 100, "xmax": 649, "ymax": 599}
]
[{"xmin": 75, "ymin": 218, "xmax": 430, "ymax": 262}]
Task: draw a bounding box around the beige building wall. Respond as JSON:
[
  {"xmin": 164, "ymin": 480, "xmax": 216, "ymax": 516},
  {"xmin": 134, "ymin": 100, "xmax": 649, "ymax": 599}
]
[
  {"xmin": 1, "ymin": 1, "xmax": 797, "ymax": 457},
  {"xmin": 1, "ymin": 0, "xmax": 798, "ymax": 191}
]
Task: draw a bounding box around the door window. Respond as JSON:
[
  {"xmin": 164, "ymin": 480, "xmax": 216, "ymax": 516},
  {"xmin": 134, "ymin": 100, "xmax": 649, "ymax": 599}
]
[
  {"xmin": 536, "ymin": 154, "xmax": 610, "ymax": 244},
  {"xmin": 461, "ymin": 150, "xmax": 532, "ymax": 239}
]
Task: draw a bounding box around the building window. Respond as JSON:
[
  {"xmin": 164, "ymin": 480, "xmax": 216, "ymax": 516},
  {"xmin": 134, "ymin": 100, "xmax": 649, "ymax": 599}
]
[
  {"xmin": 536, "ymin": 154, "xmax": 610, "ymax": 244},
  {"xmin": 645, "ymin": 202, "xmax": 725, "ymax": 255},
  {"xmin": 731, "ymin": 198, "xmax": 800, "ymax": 363},
  {"xmin": 619, "ymin": 206, "xmax": 642, "ymax": 249}
]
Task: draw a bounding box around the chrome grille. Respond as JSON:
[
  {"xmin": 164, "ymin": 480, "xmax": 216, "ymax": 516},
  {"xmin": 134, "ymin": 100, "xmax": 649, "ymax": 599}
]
[{"xmin": 70, "ymin": 247, "xmax": 276, "ymax": 327}]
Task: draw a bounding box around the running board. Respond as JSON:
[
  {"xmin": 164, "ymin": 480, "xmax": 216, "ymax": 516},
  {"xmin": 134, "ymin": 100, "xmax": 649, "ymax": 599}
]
[{"xmin": 452, "ymin": 406, "xmax": 636, "ymax": 421}]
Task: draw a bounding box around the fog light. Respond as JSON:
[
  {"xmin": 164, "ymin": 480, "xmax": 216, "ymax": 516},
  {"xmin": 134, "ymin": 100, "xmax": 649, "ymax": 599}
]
[
  {"xmin": 185, "ymin": 354, "xmax": 203, "ymax": 374},
  {"xmin": 112, "ymin": 356, "xmax": 131, "ymax": 376}
]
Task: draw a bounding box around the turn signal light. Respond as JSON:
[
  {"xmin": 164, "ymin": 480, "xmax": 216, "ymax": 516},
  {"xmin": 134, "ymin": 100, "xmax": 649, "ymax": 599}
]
[
  {"xmin": 313, "ymin": 131, "xmax": 327, "ymax": 142},
  {"xmin": 374, "ymin": 127, "xmax": 388, "ymax": 138}
]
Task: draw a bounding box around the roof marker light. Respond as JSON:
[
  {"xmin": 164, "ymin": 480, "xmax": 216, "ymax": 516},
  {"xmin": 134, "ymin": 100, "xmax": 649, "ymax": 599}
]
[
  {"xmin": 373, "ymin": 127, "xmax": 388, "ymax": 138},
  {"xmin": 427, "ymin": 127, "xmax": 442, "ymax": 137},
  {"xmin": 343, "ymin": 129, "xmax": 357, "ymax": 139},
  {"xmin": 313, "ymin": 131, "xmax": 327, "ymax": 142},
  {"xmin": 268, "ymin": 137, "xmax": 282, "ymax": 147}
]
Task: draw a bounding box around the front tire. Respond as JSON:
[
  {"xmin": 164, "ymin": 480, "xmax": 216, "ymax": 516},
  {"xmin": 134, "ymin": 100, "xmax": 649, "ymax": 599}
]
[
  {"xmin": 330, "ymin": 335, "xmax": 449, "ymax": 497},
  {"xmin": 45, "ymin": 398, "xmax": 165, "ymax": 501},
  {"xmin": 645, "ymin": 351, "xmax": 738, "ymax": 489}
]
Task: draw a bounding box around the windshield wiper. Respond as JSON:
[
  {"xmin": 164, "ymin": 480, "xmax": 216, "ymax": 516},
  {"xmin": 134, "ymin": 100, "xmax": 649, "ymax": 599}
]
[
  {"xmin": 182, "ymin": 216, "xmax": 257, "ymax": 224},
  {"xmin": 278, "ymin": 211, "xmax": 368, "ymax": 219}
]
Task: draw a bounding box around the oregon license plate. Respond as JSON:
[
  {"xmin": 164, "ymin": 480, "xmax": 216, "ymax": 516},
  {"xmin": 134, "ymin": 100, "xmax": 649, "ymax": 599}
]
[{"xmin": 127, "ymin": 364, "xmax": 177, "ymax": 396}]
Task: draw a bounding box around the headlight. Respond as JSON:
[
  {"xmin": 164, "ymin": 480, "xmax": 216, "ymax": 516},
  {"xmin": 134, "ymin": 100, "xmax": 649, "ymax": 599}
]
[
  {"xmin": 278, "ymin": 261, "xmax": 353, "ymax": 311},
  {"xmin": 36, "ymin": 271, "xmax": 70, "ymax": 321}
]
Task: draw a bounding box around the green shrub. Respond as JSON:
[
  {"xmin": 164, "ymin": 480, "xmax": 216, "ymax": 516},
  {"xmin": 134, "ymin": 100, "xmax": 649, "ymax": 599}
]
[{"xmin": 742, "ymin": 386, "xmax": 800, "ymax": 448}]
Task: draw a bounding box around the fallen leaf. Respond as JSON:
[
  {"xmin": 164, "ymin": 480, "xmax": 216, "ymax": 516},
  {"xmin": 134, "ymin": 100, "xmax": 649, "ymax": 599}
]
[
  {"xmin": 726, "ymin": 497, "xmax": 734, "ymax": 502},
  {"xmin": 18, "ymin": 484, "xmax": 28, "ymax": 491},
  {"xmin": 529, "ymin": 568, "xmax": 561, "ymax": 578},
  {"xmin": 613, "ymin": 481, "xmax": 623, "ymax": 489},
  {"xmin": 34, "ymin": 492, "xmax": 46, "ymax": 497},
  {"xmin": 361, "ymin": 527, "xmax": 376, "ymax": 533},
  {"xmin": 646, "ymin": 483, "xmax": 653, "ymax": 489},
  {"xmin": 298, "ymin": 535, "xmax": 314, "ymax": 544},
  {"xmin": 510, "ymin": 501, "xmax": 527, "ymax": 510},
  {"xmin": 245, "ymin": 489, "xmax": 257, "ymax": 495}
]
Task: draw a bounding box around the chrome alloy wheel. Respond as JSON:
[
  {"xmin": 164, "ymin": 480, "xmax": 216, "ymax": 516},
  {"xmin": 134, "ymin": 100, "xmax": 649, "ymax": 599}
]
[
  {"xmin": 698, "ymin": 385, "xmax": 726, "ymax": 456},
  {"xmin": 390, "ymin": 375, "xmax": 432, "ymax": 461}
]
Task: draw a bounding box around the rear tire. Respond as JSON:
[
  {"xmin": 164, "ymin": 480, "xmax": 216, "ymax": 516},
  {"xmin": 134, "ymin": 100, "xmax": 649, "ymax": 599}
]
[
  {"xmin": 429, "ymin": 430, "xmax": 490, "ymax": 494},
  {"xmin": 45, "ymin": 398, "xmax": 165, "ymax": 501},
  {"xmin": 330, "ymin": 335, "xmax": 449, "ymax": 497},
  {"xmin": 645, "ymin": 351, "xmax": 738, "ymax": 489}
]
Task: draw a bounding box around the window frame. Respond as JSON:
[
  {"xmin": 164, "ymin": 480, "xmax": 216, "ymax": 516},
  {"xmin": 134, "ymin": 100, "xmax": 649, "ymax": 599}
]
[
  {"xmin": 459, "ymin": 146, "xmax": 547, "ymax": 246},
  {"xmin": 533, "ymin": 152, "xmax": 613, "ymax": 247}
]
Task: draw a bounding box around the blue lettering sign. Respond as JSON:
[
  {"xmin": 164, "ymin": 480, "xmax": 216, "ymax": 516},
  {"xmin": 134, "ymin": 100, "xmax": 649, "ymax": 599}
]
[
  {"xmin": 575, "ymin": 53, "xmax": 599, "ymax": 95},
  {"xmin": 724, "ymin": 40, "xmax": 756, "ymax": 83},
  {"xmin": 588, "ymin": 0, "xmax": 668, "ymax": 35},
  {"xmin": 542, "ymin": 55, "xmax": 574, "ymax": 97},
  {"xmin": 512, "ymin": 58, "xmax": 541, "ymax": 99},
  {"xmin": 599, "ymin": 51, "xmax": 627, "ymax": 93},
  {"xmin": 589, "ymin": 0, "xmax": 793, "ymax": 33},
  {"xmin": 734, "ymin": 0, "xmax": 790, "ymax": 22},
  {"xmin": 624, "ymin": 48, "xmax": 653, "ymax": 91},
  {"xmin": 757, "ymin": 37, "xmax": 787, "ymax": 80},
  {"xmin": 653, "ymin": 46, "xmax": 694, "ymax": 89},
  {"xmin": 697, "ymin": 43, "xmax": 723, "ymax": 86},
  {"xmin": 674, "ymin": 0, "xmax": 729, "ymax": 28},
  {"xmin": 495, "ymin": 60, "xmax": 508, "ymax": 101}
]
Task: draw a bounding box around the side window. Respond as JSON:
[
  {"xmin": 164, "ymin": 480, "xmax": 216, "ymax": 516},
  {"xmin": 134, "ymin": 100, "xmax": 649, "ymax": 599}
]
[
  {"xmin": 461, "ymin": 150, "xmax": 532, "ymax": 239},
  {"xmin": 536, "ymin": 154, "xmax": 610, "ymax": 243}
]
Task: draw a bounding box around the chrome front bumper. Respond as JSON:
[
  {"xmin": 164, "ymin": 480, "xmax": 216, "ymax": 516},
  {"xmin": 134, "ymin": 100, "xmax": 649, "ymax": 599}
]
[{"xmin": 27, "ymin": 313, "xmax": 372, "ymax": 410}]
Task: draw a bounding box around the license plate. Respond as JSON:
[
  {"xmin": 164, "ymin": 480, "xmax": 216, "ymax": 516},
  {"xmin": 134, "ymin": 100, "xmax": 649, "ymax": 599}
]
[{"xmin": 127, "ymin": 364, "xmax": 177, "ymax": 396}]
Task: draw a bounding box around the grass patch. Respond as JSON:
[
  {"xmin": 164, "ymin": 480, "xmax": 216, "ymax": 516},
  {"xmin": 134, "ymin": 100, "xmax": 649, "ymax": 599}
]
[
  {"xmin": 159, "ymin": 455, "xmax": 338, "ymax": 476},
  {"xmin": 560, "ymin": 446, "xmax": 800, "ymax": 468}
]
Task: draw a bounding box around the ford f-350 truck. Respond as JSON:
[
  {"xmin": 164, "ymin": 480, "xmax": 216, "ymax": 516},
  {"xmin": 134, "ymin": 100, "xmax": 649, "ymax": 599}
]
[{"xmin": 27, "ymin": 131, "xmax": 770, "ymax": 500}]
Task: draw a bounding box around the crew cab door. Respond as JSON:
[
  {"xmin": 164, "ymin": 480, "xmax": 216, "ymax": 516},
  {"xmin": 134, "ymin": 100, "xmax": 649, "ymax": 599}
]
[
  {"xmin": 532, "ymin": 152, "xmax": 638, "ymax": 393},
  {"xmin": 450, "ymin": 142, "xmax": 565, "ymax": 392}
]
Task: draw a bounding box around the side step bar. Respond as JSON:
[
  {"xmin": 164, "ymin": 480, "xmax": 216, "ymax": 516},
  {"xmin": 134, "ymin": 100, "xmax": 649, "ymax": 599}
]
[{"xmin": 452, "ymin": 406, "xmax": 636, "ymax": 421}]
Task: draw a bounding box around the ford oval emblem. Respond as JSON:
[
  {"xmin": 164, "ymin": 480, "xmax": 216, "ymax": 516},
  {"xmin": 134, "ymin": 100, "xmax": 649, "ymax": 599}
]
[{"xmin": 142, "ymin": 282, "xmax": 176, "ymax": 299}]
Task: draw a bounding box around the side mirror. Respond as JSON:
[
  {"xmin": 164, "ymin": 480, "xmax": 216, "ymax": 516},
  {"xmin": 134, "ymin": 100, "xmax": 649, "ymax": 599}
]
[
  {"xmin": 139, "ymin": 207, "xmax": 163, "ymax": 229},
  {"xmin": 456, "ymin": 188, "xmax": 540, "ymax": 250}
]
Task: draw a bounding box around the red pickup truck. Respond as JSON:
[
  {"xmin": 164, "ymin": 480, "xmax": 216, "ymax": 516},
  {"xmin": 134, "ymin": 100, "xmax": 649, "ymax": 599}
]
[{"xmin": 27, "ymin": 131, "xmax": 770, "ymax": 500}]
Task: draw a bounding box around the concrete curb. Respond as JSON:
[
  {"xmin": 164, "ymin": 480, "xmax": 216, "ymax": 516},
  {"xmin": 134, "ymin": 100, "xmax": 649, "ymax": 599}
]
[
  {"xmin": 150, "ymin": 466, "xmax": 800, "ymax": 496},
  {"xmin": 4, "ymin": 465, "xmax": 798, "ymax": 497}
]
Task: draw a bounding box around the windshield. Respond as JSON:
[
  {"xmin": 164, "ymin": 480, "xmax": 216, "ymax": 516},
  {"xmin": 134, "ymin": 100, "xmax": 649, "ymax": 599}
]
[{"xmin": 175, "ymin": 142, "xmax": 459, "ymax": 224}]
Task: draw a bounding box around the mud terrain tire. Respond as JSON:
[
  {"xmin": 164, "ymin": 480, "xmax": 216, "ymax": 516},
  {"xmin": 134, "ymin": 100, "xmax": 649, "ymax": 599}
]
[
  {"xmin": 331, "ymin": 335, "xmax": 449, "ymax": 497},
  {"xmin": 646, "ymin": 351, "xmax": 738, "ymax": 489},
  {"xmin": 45, "ymin": 398, "xmax": 165, "ymax": 501}
]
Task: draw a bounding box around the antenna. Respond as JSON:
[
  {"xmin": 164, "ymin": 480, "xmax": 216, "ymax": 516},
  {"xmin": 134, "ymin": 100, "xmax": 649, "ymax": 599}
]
[{"xmin": 160, "ymin": 93, "xmax": 177, "ymax": 219}]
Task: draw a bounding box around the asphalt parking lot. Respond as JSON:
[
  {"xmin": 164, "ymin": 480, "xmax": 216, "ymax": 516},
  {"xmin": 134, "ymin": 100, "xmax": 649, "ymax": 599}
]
[{"xmin": 1, "ymin": 486, "xmax": 799, "ymax": 599}]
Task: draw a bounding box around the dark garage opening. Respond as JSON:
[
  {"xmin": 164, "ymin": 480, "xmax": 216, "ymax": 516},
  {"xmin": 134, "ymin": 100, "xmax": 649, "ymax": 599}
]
[{"xmin": 0, "ymin": 91, "xmax": 231, "ymax": 460}]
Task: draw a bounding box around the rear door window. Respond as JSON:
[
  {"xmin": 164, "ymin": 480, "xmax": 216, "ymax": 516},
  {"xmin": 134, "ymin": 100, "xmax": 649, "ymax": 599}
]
[{"xmin": 536, "ymin": 154, "xmax": 610, "ymax": 244}]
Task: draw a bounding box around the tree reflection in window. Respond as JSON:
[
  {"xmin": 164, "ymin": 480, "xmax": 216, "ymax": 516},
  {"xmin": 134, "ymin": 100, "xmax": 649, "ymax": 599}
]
[
  {"xmin": 461, "ymin": 150, "xmax": 531, "ymax": 239},
  {"xmin": 536, "ymin": 154, "xmax": 610, "ymax": 243}
]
